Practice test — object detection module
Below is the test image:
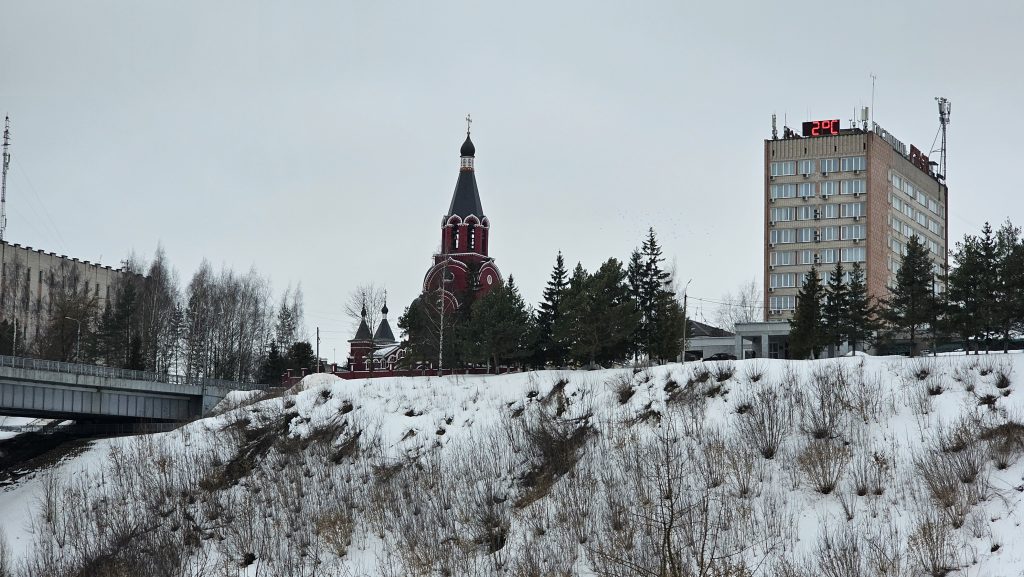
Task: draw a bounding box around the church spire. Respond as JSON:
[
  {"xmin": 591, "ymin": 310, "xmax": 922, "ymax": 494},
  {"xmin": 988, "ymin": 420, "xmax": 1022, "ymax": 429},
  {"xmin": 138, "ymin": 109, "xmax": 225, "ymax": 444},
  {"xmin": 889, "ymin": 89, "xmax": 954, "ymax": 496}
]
[{"xmin": 460, "ymin": 114, "xmax": 475, "ymax": 172}]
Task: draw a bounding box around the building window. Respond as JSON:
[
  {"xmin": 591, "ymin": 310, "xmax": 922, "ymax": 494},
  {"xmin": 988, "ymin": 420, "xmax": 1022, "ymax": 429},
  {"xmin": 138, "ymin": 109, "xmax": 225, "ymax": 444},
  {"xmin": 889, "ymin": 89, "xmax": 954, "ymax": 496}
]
[
  {"xmin": 840, "ymin": 202, "xmax": 865, "ymax": 218},
  {"xmin": 904, "ymin": 181, "xmax": 916, "ymax": 199},
  {"xmin": 797, "ymin": 206, "xmax": 815, "ymax": 221},
  {"xmin": 769, "ymin": 295, "xmax": 796, "ymax": 311},
  {"xmin": 840, "ymin": 156, "xmax": 866, "ymax": 171},
  {"xmin": 771, "ymin": 161, "xmax": 797, "ymax": 177},
  {"xmin": 798, "ymin": 159, "xmax": 816, "ymax": 175},
  {"xmin": 798, "ymin": 227, "xmax": 816, "ymax": 243},
  {"xmin": 820, "ymin": 181, "xmax": 838, "ymax": 197},
  {"xmin": 891, "ymin": 173, "xmax": 903, "ymax": 190},
  {"xmin": 840, "ymin": 179, "xmax": 866, "ymax": 195},
  {"xmin": 841, "ymin": 247, "xmax": 866, "ymax": 262},
  {"xmin": 770, "ymin": 251, "xmax": 795, "ymax": 266},
  {"xmin": 468, "ymin": 225, "xmax": 476, "ymax": 250},
  {"xmin": 820, "ymin": 249, "xmax": 837, "ymax": 263},
  {"xmin": 799, "ymin": 249, "xmax": 815, "ymax": 265},
  {"xmin": 770, "ymin": 273, "xmax": 797, "ymax": 288},
  {"xmin": 928, "ymin": 198, "xmax": 940, "ymax": 214},
  {"xmin": 821, "ymin": 204, "xmax": 839, "ymax": 219},
  {"xmin": 798, "ymin": 182, "xmax": 816, "ymax": 198},
  {"xmin": 770, "ymin": 184, "xmax": 797, "ymax": 199},
  {"xmin": 821, "ymin": 158, "xmax": 839, "ymax": 173},
  {"xmin": 770, "ymin": 229, "xmax": 796, "ymax": 244},
  {"xmin": 840, "ymin": 224, "xmax": 866, "ymax": 240},
  {"xmin": 771, "ymin": 207, "xmax": 794, "ymax": 222},
  {"xmin": 820, "ymin": 226, "xmax": 839, "ymax": 241},
  {"xmin": 891, "ymin": 196, "xmax": 902, "ymax": 211}
]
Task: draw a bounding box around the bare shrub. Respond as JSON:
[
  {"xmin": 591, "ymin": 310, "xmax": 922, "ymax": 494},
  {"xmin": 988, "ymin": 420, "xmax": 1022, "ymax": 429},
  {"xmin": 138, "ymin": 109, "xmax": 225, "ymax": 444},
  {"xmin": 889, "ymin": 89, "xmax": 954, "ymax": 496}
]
[
  {"xmin": 689, "ymin": 364, "xmax": 712, "ymax": 386},
  {"xmin": 608, "ymin": 373, "xmax": 635, "ymax": 405},
  {"xmin": 978, "ymin": 359, "xmax": 994, "ymax": 376},
  {"xmin": 909, "ymin": 357, "xmax": 934, "ymax": 381},
  {"xmin": 815, "ymin": 526, "xmax": 866, "ymax": 577},
  {"xmin": 725, "ymin": 443, "xmax": 761, "ymax": 498},
  {"xmin": 736, "ymin": 386, "xmax": 792, "ymax": 459},
  {"xmin": 0, "ymin": 526, "xmax": 10, "ymax": 577},
  {"xmin": 797, "ymin": 441, "xmax": 850, "ymax": 494},
  {"xmin": 802, "ymin": 366, "xmax": 849, "ymax": 440},
  {"xmin": 981, "ymin": 419, "xmax": 1024, "ymax": 469},
  {"xmin": 951, "ymin": 365, "xmax": 977, "ymax": 392},
  {"xmin": 743, "ymin": 359, "xmax": 767, "ymax": 384},
  {"xmin": 710, "ymin": 360, "xmax": 736, "ymax": 383},
  {"xmin": 315, "ymin": 507, "xmax": 355, "ymax": 557},
  {"xmin": 513, "ymin": 401, "xmax": 594, "ymax": 507},
  {"xmin": 693, "ymin": 429, "xmax": 728, "ymax": 489},
  {"xmin": 847, "ymin": 370, "xmax": 883, "ymax": 423},
  {"xmin": 849, "ymin": 450, "xmax": 890, "ymax": 497},
  {"xmin": 864, "ymin": 522, "xmax": 908, "ymax": 577},
  {"xmin": 464, "ymin": 479, "xmax": 510, "ymax": 553},
  {"xmin": 914, "ymin": 450, "xmax": 962, "ymax": 509},
  {"xmin": 908, "ymin": 511, "xmax": 960, "ymax": 577},
  {"xmin": 994, "ymin": 363, "xmax": 1013, "ymax": 390}
]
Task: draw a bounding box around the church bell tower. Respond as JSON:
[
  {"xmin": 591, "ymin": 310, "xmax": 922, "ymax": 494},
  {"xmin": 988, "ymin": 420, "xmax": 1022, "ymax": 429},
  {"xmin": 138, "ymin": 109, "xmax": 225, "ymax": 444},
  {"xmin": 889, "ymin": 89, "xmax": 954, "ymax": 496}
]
[{"xmin": 422, "ymin": 116, "xmax": 502, "ymax": 310}]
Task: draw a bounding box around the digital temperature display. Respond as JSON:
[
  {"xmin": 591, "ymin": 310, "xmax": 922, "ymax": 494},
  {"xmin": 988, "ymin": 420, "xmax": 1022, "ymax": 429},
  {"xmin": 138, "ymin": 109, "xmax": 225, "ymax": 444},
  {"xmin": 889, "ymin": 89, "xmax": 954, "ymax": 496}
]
[{"xmin": 802, "ymin": 119, "xmax": 840, "ymax": 137}]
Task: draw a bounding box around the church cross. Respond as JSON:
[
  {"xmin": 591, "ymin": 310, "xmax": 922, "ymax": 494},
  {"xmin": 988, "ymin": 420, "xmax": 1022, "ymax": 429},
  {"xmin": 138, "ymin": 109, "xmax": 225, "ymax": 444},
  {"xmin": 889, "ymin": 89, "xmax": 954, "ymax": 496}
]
[{"xmin": 465, "ymin": 113, "xmax": 472, "ymax": 134}]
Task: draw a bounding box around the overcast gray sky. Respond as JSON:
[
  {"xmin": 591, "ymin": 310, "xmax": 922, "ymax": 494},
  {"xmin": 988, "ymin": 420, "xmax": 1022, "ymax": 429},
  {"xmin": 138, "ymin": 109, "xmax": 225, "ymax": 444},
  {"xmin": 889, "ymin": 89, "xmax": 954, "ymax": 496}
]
[{"xmin": 1, "ymin": 1, "xmax": 1022, "ymax": 361}]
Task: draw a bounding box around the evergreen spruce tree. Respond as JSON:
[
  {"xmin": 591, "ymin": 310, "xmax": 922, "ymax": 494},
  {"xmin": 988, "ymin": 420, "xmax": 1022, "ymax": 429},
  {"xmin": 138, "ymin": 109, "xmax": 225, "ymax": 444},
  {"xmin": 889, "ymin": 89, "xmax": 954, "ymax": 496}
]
[
  {"xmin": 947, "ymin": 235, "xmax": 985, "ymax": 352},
  {"xmin": 536, "ymin": 251, "xmax": 569, "ymax": 366},
  {"xmin": 626, "ymin": 249, "xmax": 645, "ymax": 359},
  {"xmin": 995, "ymin": 220, "xmax": 1024, "ymax": 352},
  {"xmin": 789, "ymin": 266, "xmax": 826, "ymax": 359},
  {"xmin": 467, "ymin": 276, "xmax": 533, "ymax": 370},
  {"xmin": 821, "ymin": 260, "xmax": 848, "ymax": 357},
  {"xmin": 557, "ymin": 260, "xmax": 638, "ymax": 366},
  {"xmin": 977, "ymin": 222, "xmax": 999, "ymax": 351},
  {"xmin": 883, "ymin": 235, "xmax": 936, "ymax": 356},
  {"xmin": 845, "ymin": 261, "xmax": 879, "ymax": 354}
]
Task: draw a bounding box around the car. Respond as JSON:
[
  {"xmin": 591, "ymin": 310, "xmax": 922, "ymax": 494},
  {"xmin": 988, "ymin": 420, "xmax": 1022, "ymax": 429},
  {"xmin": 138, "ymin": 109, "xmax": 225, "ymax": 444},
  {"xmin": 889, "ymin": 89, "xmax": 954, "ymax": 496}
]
[{"xmin": 703, "ymin": 353, "xmax": 737, "ymax": 361}]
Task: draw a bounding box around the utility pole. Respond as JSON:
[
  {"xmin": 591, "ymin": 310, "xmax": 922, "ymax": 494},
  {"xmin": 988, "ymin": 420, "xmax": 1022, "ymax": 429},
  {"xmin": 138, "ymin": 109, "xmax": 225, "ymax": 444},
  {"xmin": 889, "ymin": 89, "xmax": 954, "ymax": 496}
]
[
  {"xmin": 316, "ymin": 326, "xmax": 321, "ymax": 373},
  {"xmin": 65, "ymin": 316, "xmax": 81, "ymax": 362},
  {"xmin": 2, "ymin": 116, "xmax": 10, "ymax": 242},
  {"xmin": 681, "ymin": 279, "xmax": 692, "ymax": 361},
  {"xmin": 437, "ymin": 258, "xmax": 450, "ymax": 377}
]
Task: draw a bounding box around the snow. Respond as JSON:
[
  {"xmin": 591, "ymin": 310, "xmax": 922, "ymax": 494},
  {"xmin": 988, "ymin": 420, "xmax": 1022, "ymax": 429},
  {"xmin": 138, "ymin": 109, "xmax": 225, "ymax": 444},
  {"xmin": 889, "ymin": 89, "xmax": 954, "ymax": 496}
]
[{"xmin": 1, "ymin": 354, "xmax": 1023, "ymax": 575}]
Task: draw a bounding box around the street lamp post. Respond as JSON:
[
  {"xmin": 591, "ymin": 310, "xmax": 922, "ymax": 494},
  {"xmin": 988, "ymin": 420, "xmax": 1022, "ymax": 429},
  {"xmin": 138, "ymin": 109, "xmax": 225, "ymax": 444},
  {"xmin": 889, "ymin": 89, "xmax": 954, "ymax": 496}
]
[
  {"xmin": 64, "ymin": 316, "xmax": 81, "ymax": 362},
  {"xmin": 681, "ymin": 279, "xmax": 692, "ymax": 361}
]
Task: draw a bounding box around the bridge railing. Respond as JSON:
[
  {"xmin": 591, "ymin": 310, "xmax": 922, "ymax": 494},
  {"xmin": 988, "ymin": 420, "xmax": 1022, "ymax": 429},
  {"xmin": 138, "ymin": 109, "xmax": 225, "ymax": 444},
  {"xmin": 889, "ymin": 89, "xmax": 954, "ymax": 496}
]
[{"xmin": 0, "ymin": 354, "xmax": 265, "ymax": 391}]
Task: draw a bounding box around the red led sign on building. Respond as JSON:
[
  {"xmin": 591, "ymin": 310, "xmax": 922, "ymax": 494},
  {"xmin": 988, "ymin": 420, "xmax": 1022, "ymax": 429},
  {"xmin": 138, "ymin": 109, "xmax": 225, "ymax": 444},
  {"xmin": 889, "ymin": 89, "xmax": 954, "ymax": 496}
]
[{"xmin": 801, "ymin": 119, "xmax": 840, "ymax": 137}]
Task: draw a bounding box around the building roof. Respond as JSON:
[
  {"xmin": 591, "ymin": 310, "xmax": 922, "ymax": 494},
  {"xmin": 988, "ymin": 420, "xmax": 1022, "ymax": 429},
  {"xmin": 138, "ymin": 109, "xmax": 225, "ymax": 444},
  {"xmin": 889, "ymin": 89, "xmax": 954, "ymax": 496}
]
[
  {"xmin": 351, "ymin": 318, "xmax": 372, "ymax": 341},
  {"xmin": 448, "ymin": 167, "xmax": 484, "ymax": 218},
  {"xmin": 373, "ymin": 317, "xmax": 396, "ymax": 344},
  {"xmin": 460, "ymin": 134, "xmax": 475, "ymax": 157},
  {"xmin": 689, "ymin": 320, "xmax": 734, "ymax": 338}
]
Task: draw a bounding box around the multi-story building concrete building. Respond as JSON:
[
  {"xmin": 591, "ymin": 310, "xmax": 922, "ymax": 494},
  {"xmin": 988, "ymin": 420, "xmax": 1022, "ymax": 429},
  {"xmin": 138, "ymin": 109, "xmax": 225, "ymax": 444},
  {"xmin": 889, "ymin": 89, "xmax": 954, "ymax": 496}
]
[
  {"xmin": 0, "ymin": 241, "xmax": 126, "ymax": 347},
  {"xmin": 762, "ymin": 118, "xmax": 948, "ymax": 347}
]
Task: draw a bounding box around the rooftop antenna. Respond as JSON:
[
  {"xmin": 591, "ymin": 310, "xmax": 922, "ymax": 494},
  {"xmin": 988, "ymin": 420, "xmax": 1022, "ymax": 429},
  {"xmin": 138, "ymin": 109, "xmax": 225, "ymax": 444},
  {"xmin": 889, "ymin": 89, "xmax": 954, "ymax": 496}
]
[
  {"xmin": 936, "ymin": 97, "xmax": 951, "ymax": 182},
  {"xmin": 870, "ymin": 73, "xmax": 877, "ymax": 126},
  {"xmin": 1, "ymin": 116, "xmax": 9, "ymax": 242},
  {"xmin": 771, "ymin": 113, "xmax": 778, "ymax": 140}
]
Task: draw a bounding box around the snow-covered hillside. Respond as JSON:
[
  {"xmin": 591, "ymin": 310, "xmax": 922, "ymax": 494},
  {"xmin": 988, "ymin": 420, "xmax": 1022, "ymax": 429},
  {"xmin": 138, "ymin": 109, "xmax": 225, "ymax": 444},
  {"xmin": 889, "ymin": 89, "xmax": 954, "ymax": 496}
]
[{"xmin": 1, "ymin": 354, "xmax": 1023, "ymax": 576}]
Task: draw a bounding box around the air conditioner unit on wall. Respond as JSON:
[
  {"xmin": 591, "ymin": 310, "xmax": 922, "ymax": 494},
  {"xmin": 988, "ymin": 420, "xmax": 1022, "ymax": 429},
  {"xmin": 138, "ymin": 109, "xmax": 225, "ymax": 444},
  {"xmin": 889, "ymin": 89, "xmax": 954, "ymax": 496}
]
[
  {"xmin": 822, "ymin": 171, "xmax": 829, "ymax": 177},
  {"xmin": 853, "ymin": 215, "xmax": 861, "ymax": 221},
  {"xmin": 769, "ymin": 220, "xmax": 776, "ymax": 226},
  {"xmin": 769, "ymin": 265, "xmax": 775, "ymax": 270},
  {"xmin": 853, "ymin": 192, "xmax": 862, "ymax": 197},
  {"xmin": 802, "ymin": 173, "xmax": 810, "ymax": 178},
  {"xmin": 768, "ymin": 287, "xmax": 775, "ymax": 292},
  {"xmin": 853, "ymin": 238, "xmax": 861, "ymax": 243},
  {"xmin": 769, "ymin": 198, "xmax": 776, "ymax": 203},
  {"xmin": 770, "ymin": 175, "xmax": 776, "ymax": 180}
]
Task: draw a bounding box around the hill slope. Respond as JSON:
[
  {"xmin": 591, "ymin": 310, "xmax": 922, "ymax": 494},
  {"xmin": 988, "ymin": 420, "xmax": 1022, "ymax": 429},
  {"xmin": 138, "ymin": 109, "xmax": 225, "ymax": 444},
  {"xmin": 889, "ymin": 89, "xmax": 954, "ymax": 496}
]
[{"xmin": 1, "ymin": 354, "xmax": 1023, "ymax": 576}]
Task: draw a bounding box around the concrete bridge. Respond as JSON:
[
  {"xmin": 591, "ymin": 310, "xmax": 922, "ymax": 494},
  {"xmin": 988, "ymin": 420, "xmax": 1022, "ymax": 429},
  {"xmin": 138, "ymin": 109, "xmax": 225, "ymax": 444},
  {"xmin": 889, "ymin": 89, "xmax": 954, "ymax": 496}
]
[{"xmin": 0, "ymin": 355, "xmax": 263, "ymax": 422}]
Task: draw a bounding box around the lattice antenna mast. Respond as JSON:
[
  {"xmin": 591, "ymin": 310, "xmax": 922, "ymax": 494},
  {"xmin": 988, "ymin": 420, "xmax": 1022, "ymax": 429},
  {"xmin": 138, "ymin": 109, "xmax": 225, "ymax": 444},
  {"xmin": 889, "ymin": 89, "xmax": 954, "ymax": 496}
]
[
  {"xmin": 1, "ymin": 116, "xmax": 9, "ymax": 242},
  {"xmin": 935, "ymin": 97, "xmax": 951, "ymax": 182}
]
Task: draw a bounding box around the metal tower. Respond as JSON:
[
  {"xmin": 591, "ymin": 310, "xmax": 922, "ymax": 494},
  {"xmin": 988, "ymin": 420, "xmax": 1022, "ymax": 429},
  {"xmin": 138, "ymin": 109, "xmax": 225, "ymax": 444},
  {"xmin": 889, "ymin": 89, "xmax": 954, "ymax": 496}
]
[
  {"xmin": 936, "ymin": 97, "xmax": 951, "ymax": 181},
  {"xmin": 1, "ymin": 116, "xmax": 9, "ymax": 242}
]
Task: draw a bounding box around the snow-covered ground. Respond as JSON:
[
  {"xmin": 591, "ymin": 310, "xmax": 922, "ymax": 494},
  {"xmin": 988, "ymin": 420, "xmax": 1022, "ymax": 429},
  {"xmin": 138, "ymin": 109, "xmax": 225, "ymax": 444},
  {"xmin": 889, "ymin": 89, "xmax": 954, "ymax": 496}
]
[{"xmin": 0, "ymin": 354, "xmax": 1023, "ymax": 576}]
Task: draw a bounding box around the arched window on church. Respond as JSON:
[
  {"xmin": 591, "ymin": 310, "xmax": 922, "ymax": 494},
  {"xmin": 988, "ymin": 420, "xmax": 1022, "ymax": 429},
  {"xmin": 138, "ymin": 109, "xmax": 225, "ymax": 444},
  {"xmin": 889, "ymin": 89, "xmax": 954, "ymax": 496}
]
[
  {"xmin": 468, "ymin": 225, "xmax": 476, "ymax": 251},
  {"xmin": 451, "ymin": 226, "xmax": 459, "ymax": 250}
]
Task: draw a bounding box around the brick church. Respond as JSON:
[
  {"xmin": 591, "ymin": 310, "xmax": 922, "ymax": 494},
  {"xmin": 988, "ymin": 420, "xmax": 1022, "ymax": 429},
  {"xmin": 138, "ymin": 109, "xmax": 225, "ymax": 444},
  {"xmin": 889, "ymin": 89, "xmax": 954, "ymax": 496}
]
[{"xmin": 343, "ymin": 122, "xmax": 503, "ymax": 375}]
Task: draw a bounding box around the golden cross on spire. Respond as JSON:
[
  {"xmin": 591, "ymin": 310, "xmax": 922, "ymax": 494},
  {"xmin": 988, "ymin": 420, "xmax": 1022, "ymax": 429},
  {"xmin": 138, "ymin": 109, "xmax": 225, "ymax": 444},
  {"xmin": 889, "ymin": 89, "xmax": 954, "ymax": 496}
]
[{"xmin": 465, "ymin": 113, "xmax": 472, "ymax": 134}]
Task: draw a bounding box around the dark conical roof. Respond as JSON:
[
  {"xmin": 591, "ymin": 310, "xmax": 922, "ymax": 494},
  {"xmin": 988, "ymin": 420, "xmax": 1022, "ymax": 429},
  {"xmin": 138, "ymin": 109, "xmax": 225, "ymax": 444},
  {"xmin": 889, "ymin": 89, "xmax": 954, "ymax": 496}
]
[
  {"xmin": 373, "ymin": 317, "xmax": 396, "ymax": 344},
  {"xmin": 460, "ymin": 134, "xmax": 475, "ymax": 157},
  {"xmin": 448, "ymin": 170, "xmax": 484, "ymax": 218},
  {"xmin": 352, "ymin": 318, "xmax": 372, "ymax": 341}
]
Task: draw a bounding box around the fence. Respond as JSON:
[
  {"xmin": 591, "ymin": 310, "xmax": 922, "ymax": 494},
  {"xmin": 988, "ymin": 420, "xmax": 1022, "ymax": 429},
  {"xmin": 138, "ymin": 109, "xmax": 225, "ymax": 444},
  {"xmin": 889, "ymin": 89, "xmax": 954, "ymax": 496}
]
[{"xmin": 0, "ymin": 354, "xmax": 266, "ymax": 391}]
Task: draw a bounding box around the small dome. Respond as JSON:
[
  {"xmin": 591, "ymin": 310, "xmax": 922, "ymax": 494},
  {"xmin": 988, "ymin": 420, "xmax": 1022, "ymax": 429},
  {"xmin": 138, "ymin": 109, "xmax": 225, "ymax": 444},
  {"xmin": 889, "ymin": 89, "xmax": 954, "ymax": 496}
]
[
  {"xmin": 381, "ymin": 302, "xmax": 389, "ymax": 316},
  {"xmin": 460, "ymin": 134, "xmax": 475, "ymax": 157}
]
